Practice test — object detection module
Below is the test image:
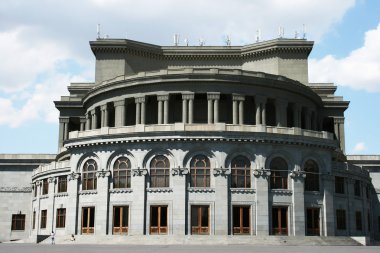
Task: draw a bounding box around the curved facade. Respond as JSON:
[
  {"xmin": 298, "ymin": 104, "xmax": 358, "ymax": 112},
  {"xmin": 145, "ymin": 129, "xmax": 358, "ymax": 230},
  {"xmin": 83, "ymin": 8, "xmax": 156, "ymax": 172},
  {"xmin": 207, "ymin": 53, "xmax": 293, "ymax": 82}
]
[{"xmin": 27, "ymin": 38, "xmax": 377, "ymax": 241}]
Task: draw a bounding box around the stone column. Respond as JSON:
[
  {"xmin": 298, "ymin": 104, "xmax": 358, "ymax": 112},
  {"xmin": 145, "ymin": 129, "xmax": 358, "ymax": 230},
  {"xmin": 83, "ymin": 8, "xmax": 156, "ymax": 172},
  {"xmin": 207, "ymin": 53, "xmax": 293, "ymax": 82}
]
[
  {"xmin": 275, "ymin": 98, "xmax": 288, "ymax": 127},
  {"xmin": 80, "ymin": 117, "xmax": 86, "ymax": 131},
  {"xmin": 171, "ymin": 167, "xmax": 188, "ymax": 235},
  {"xmin": 322, "ymin": 174, "xmax": 335, "ymax": 236},
  {"xmin": 85, "ymin": 112, "xmax": 91, "ymax": 131},
  {"xmin": 255, "ymin": 96, "xmax": 266, "ymax": 125},
  {"xmin": 232, "ymin": 100, "xmax": 238, "ymax": 124},
  {"xmin": 114, "ymin": 100, "xmax": 125, "ymax": 127},
  {"xmin": 208, "ymin": 97, "xmax": 213, "ymax": 124},
  {"xmin": 95, "ymin": 169, "xmax": 111, "ymax": 235},
  {"xmin": 182, "ymin": 97, "xmax": 188, "ymax": 123},
  {"xmin": 290, "ymin": 166, "xmax": 306, "ymax": 236},
  {"xmin": 157, "ymin": 95, "xmax": 169, "ymax": 124},
  {"xmin": 333, "ymin": 117, "xmax": 346, "ymax": 153},
  {"xmin": 101, "ymin": 104, "xmax": 108, "ymax": 128},
  {"xmin": 163, "ymin": 98, "xmax": 169, "ymax": 124},
  {"xmin": 214, "ymin": 168, "xmax": 229, "ymax": 235},
  {"xmin": 254, "ymin": 155, "xmax": 270, "ymax": 235},
  {"xmin": 135, "ymin": 101, "xmax": 141, "ymax": 124},
  {"xmin": 66, "ymin": 171, "xmax": 80, "ymax": 235},
  {"xmin": 58, "ymin": 117, "xmax": 69, "ymax": 148},
  {"xmin": 255, "ymin": 101, "xmax": 261, "ymax": 125},
  {"xmin": 261, "ymin": 101, "xmax": 266, "ymax": 126},
  {"xmin": 233, "ymin": 94, "xmax": 245, "ymax": 125},
  {"xmin": 213, "ymin": 96, "xmax": 219, "ymax": 123},
  {"xmin": 141, "ymin": 98, "xmax": 146, "ymax": 124},
  {"xmin": 135, "ymin": 97, "xmax": 146, "ymax": 125},
  {"xmin": 130, "ymin": 168, "xmax": 147, "ymax": 235},
  {"xmin": 188, "ymin": 95, "xmax": 194, "ymax": 124},
  {"xmin": 182, "ymin": 93, "xmax": 194, "ymax": 124},
  {"xmin": 91, "ymin": 109, "xmax": 97, "ymax": 129},
  {"xmin": 158, "ymin": 100, "xmax": 163, "ymax": 124},
  {"xmin": 238, "ymin": 100, "xmax": 244, "ymax": 125}
]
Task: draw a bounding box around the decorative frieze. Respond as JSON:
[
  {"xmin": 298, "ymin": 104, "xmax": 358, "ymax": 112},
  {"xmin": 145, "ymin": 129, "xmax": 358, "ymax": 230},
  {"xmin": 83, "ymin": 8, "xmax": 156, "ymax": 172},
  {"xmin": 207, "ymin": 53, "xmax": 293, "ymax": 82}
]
[
  {"xmin": 230, "ymin": 188, "xmax": 256, "ymax": 194},
  {"xmin": 146, "ymin": 188, "xmax": 173, "ymax": 193},
  {"xmin": 54, "ymin": 192, "xmax": 69, "ymax": 197},
  {"xmin": 187, "ymin": 187, "xmax": 215, "ymax": 193},
  {"xmin": 109, "ymin": 188, "xmax": 133, "ymax": 194},
  {"xmin": 270, "ymin": 189, "xmax": 292, "ymax": 195},
  {"xmin": 79, "ymin": 190, "xmax": 97, "ymax": 195}
]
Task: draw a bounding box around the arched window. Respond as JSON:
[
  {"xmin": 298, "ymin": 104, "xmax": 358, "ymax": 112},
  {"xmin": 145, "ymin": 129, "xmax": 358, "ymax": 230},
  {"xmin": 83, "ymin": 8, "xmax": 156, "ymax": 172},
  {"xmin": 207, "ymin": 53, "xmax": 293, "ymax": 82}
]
[
  {"xmin": 190, "ymin": 155, "xmax": 210, "ymax": 187},
  {"xmin": 304, "ymin": 160, "xmax": 319, "ymax": 191},
  {"xmin": 270, "ymin": 157, "xmax": 288, "ymax": 189},
  {"xmin": 82, "ymin": 159, "xmax": 97, "ymax": 190},
  {"xmin": 150, "ymin": 155, "xmax": 170, "ymax": 188},
  {"xmin": 231, "ymin": 156, "xmax": 251, "ymax": 188},
  {"xmin": 113, "ymin": 157, "xmax": 131, "ymax": 188}
]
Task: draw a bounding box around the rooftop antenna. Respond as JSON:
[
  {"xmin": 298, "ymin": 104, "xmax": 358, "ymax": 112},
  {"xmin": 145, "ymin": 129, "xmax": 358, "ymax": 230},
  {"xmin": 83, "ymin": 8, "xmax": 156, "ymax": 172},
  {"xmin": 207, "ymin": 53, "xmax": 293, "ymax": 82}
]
[
  {"xmin": 256, "ymin": 29, "xmax": 261, "ymax": 42},
  {"xmin": 174, "ymin": 34, "xmax": 180, "ymax": 46},
  {"xmin": 294, "ymin": 30, "xmax": 299, "ymax": 39},
  {"xmin": 225, "ymin": 35, "xmax": 231, "ymax": 46},
  {"xmin": 278, "ymin": 26, "xmax": 284, "ymax": 38},
  {"xmin": 302, "ymin": 24, "xmax": 307, "ymax": 39},
  {"xmin": 199, "ymin": 37, "xmax": 205, "ymax": 46},
  {"xmin": 97, "ymin": 24, "xmax": 101, "ymax": 39},
  {"xmin": 184, "ymin": 38, "xmax": 189, "ymax": 46}
]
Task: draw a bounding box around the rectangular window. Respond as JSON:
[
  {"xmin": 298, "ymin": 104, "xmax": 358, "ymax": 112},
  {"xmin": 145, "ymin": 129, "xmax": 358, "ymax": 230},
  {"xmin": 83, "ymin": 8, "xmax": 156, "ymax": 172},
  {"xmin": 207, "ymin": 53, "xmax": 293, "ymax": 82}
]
[
  {"xmin": 32, "ymin": 211, "xmax": 36, "ymax": 229},
  {"xmin": 336, "ymin": 209, "xmax": 346, "ymax": 230},
  {"xmin": 355, "ymin": 211, "xmax": 362, "ymax": 231},
  {"xmin": 150, "ymin": 206, "xmax": 168, "ymax": 234},
  {"xmin": 335, "ymin": 176, "xmax": 345, "ymax": 194},
  {"xmin": 306, "ymin": 208, "xmax": 320, "ymax": 236},
  {"xmin": 232, "ymin": 206, "xmax": 250, "ymax": 235},
  {"xmin": 82, "ymin": 207, "xmax": 95, "ymax": 234},
  {"xmin": 354, "ymin": 180, "xmax": 361, "ymax": 197},
  {"xmin": 271, "ymin": 207, "xmax": 288, "ymax": 235},
  {"xmin": 42, "ymin": 179, "xmax": 49, "ymax": 195},
  {"xmin": 113, "ymin": 206, "xmax": 129, "ymax": 235},
  {"xmin": 150, "ymin": 169, "xmax": 170, "ymax": 188},
  {"xmin": 40, "ymin": 210, "xmax": 47, "ymax": 229},
  {"xmin": 11, "ymin": 214, "xmax": 25, "ymax": 230},
  {"xmin": 56, "ymin": 208, "xmax": 66, "ymax": 228},
  {"xmin": 58, "ymin": 176, "xmax": 67, "ymax": 193},
  {"xmin": 191, "ymin": 205, "xmax": 209, "ymax": 235}
]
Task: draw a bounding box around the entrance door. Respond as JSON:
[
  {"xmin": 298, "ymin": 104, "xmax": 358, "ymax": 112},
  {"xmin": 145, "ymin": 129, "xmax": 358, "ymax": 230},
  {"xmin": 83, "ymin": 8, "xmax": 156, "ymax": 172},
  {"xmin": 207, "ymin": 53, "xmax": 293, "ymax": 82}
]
[
  {"xmin": 82, "ymin": 207, "xmax": 95, "ymax": 234},
  {"xmin": 233, "ymin": 206, "xmax": 250, "ymax": 235},
  {"xmin": 272, "ymin": 206, "xmax": 288, "ymax": 235},
  {"xmin": 113, "ymin": 206, "xmax": 129, "ymax": 235},
  {"xmin": 191, "ymin": 205, "xmax": 209, "ymax": 235},
  {"xmin": 306, "ymin": 208, "xmax": 320, "ymax": 236},
  {"xmin": 150, "ymin": 206, "xmax": 168, "ymax": 234}
]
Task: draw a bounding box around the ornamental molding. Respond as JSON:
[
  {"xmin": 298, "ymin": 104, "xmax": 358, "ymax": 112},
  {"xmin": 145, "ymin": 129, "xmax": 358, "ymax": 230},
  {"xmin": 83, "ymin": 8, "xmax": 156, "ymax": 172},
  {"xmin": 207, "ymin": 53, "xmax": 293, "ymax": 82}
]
[
  {"xmin": 232, "ymin": 94, "xmax": 245, "ymax": 101},
  {"xmin": 146, "ymin": 187, "xmax": 173, "ymax": 193},
  {"xmin": 213, "ymin": 167, "xmax": 231, "ymax": 177},
  {"xmin": 253, "ymin": 168, "xmax": 271, "ymax": 179},
  {"xmin": 79, "ymin": 190, "xmax": 98, "ymax": 195},
  {"xmin": 135, "ymin": 96, "xmax": 145, "ymax": 103},
  {"xmin": 54, "ymin": 192, "xmax": 68, "ymax": 198},
  {"xmin": 187, "ymin": 187, "xmax": 215, "ymax": 193},
  {"xmin": 230, "ymin": 188, "xmax": 256, "ymax": 194},
  {"xmin": 48, "ymin": 177, "xmax": 57, "ymax": 184},
  {"xmin": 182, "ymin": 93, "xmax": 194, "ymax": 100},
  {"xmin": 290, "ymin": 170, "xmax": 306, "ymax": 180},
  {"xmin": 67, "ymin": 172, "xmax": 80, "ymax": 181},
  {"xmin": 270, "ymin": 189, "xmax": 293, "ymax": 196},
  {"xmin": 207, "ymin": 93, "xmax": 220, "ymax": 100},
  {"xmin": 171, "ymin": 167, "xmax": 189, "ymax": 176},
  {"xmin": 109, "ymin": 188, "xmax": 133, "ymax": 194},
  {"xmin": 40, "ymin": 195, "xmax": 49, "ymax": 199},
  {"xmin": 0, "ymin": 186, "xmax": 32, "ymax": 192},
  {"xmin": 132, "ymin": 167, "xmax": 148, "ymax": 177},
  {"xmin": 96, "ymin": 169, "xmax": 111, "ymax": 178},
  {"xmin": 157, "ymin": 95, "xmax": 169, "ymax": 101}
]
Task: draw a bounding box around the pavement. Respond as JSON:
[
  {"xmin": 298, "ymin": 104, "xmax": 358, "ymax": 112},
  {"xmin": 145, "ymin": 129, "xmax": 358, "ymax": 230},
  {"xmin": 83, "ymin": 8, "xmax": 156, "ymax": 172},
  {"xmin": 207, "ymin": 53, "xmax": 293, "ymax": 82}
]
[{"xmin": 0, "ymin": 244, "xmax": 380, "ymax": 253}]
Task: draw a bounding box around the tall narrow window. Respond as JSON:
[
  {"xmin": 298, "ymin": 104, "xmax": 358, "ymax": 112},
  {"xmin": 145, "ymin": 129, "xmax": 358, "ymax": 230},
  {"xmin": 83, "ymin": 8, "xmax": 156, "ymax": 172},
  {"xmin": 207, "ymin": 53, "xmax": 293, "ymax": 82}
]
[
  {"xmin": 150, "ymin": 155, "xmax": 170, "ymax": 188},
  {"xmin": 270, "ymin": 157, "xmax": 288, "ymax": 189},
  {"xmin": 336, "ymin": 209, "xmax": 346, "ymax": 230},
  {"xmin": 56, "ymin": 208, "xmax": 66, "ymax": 228},
  {"xmin": 190, "ymin": 155, "xmax": 210, "ymax": 187},
  {"xmin": 58, "ymin": 176, "xmax": 67, "ymax": 193},
  {"xmin": 306, "ymin": 208, "xmax": 320, "ymax": 236},
  {"xmin": 150, "ymin": 206, "xmax": 168, "ymax": 234},
  {"xmin": 232, "ymin": 206, "xmax": 250, "ymax": 235},
  {"xmin": 40, "ymin": 210, "xmax": 47, "ymax": 229},
  {"xmin": 355, "ymin": 211, "xmax": 362, "ymax": 231},
  {"xmin": 304, "ymin": 160, "xmax": 319, "ymax": 191},
  {"xmin": 11, "ymin": 214, "xmax": 25, "ymax": 230},
  {"xmin": 271, "ymin": 207, "xmax": 288, "ymax": 235},
  {"xmin": 82, "ymin": 159, "xmax": 97, "ymax": 190},
  {"xmin": 191, "ymin": 205, "xmax": 209, "ymax": 235},
  {"xmin": 335, "ymin": 176, "xmax": 345, "ymax": 194},
  {"xmin": 32, "ymin": 211, "xmax": 36, "ymax": 229},
  {"xmin": 354, "ymin": 180, "xmax": 361, "ymax": 197},
  {"xmin": 82, "ymin": 207, "xmax": 95, "ymax": 234},
  {"xmin": 113, "ymin": 157, "xmax": 131, "ymax": 188},
  {"xmin": 231, "ymin": 156, "xmax": 251, "ymax": 188},
  {"xmin": 42, "ymin": 179, "xmax": 49, "ymax": 195},
  {"xmin": 113, "ymin": 206, "xmax": 129, "ymax": 235}
]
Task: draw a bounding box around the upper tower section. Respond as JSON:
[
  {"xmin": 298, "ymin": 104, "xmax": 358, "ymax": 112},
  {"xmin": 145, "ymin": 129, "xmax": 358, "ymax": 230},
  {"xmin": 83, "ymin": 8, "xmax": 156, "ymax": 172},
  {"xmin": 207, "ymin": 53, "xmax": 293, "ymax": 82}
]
[{"xmin": 90, "ymin": 38, "xmax": 313, "ymax": 85}]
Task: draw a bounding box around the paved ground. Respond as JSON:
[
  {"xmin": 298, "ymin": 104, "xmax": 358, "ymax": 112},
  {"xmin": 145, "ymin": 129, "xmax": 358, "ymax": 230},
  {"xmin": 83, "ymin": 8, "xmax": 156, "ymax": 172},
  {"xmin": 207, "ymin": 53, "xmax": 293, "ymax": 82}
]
[{"xmin": 0, "ymin": 244, "xmax": 380, "ymax": 253}]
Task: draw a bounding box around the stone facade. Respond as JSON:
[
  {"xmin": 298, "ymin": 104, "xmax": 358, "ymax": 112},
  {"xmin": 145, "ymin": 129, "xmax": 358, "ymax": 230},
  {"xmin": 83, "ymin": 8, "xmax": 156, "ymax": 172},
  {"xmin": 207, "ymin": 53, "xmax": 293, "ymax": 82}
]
[{"xmin": 0, "ymin": 37, "xmax": 379, "ymax": 243}]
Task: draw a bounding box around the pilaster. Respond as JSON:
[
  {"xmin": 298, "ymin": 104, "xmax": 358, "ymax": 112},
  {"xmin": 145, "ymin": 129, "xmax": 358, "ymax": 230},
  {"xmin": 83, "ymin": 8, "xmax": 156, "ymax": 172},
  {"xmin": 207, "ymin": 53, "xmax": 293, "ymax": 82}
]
[
  {"xmin": 66, "ymin": 172, "xmax": 80, "ymax": 235},
  {"xmin": 171, "ymin": 167, "xmax": 188, "ymax": 235},
  {"xmin": 213, "ymin": 167, "xmax": 230, "ymax": 235},
  {"xmin": 290, "ymin": 166, "xmax": 306, "ymax": 236},
  {"xmin": 95, "ymin": 169, "xmax": 111, "ymax": 235},
  {"xmin": 129, "ymin": 167, "xmax": 147, "ymax": 235}
]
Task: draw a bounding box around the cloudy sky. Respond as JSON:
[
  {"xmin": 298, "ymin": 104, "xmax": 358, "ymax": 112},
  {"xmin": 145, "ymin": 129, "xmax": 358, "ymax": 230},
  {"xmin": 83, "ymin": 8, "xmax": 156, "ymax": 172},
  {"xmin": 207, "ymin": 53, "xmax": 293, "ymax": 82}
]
[{"xmin": 0, "ymin": 0, "xmax": 379, "ymax": 154}]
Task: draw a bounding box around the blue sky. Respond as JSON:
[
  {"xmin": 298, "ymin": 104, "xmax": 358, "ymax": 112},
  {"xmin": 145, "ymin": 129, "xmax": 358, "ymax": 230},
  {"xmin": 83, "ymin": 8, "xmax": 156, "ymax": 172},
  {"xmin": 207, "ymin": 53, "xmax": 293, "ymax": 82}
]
[{"xmin": 0, "ymin": 0, "xmax": 379, "ymax": 154}]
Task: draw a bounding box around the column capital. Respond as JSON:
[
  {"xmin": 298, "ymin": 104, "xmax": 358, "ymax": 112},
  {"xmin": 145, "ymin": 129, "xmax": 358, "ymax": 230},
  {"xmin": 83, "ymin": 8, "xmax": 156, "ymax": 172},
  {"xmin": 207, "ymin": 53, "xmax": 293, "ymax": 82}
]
[
  {"xmin": 90, "ymin": 109, "xmax": 96, "ymax": 116},
  {"xmin": 157, "ymin": 94, "xmax": 169, "ymax": 101},
  {"xmin": 59, "ymin": 117, "xmax": 70, "ymax": 123},
  {"xmin": 79, "ymin": 117, "xmax": 87, "ymax": 123},
  {"xmin": 232, "ymin": 94, "xmax": 245, "ymax": 101},
  {"xmin": 114, "ymin": 99, "xmax": 125, "ymax": 107},
  {"xmin": 207, "ymin": 92, "xmax": 220, "ymax": 100},
  {"xmin": 182, "ymin": 92, "xmax": 194, "ymax": 100},
  {"xmin": 333, "ymin": 116, "xmax": 345, "ymax": 124},
  {"xmin": 100, "ymin": 104, "xmax": 108, "ymax": 110},
  {"xmin": 135, "ymin": 96, "xmax": 145, "ymax": 103}
]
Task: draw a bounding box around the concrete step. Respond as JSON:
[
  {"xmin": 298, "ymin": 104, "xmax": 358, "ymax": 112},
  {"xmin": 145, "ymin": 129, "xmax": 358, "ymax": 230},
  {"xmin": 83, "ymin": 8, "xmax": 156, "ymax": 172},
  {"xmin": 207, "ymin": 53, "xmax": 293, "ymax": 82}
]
[{"xmin": 44, "ymin": 235, "xmax": 363, "ymax": 246}]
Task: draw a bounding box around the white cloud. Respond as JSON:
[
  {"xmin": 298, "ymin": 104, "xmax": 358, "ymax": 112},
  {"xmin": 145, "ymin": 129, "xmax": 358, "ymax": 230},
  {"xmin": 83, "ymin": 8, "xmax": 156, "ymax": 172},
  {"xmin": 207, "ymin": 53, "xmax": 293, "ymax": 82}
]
[
  {"xmin": 309, "ymin": 23, "xmax": 380, "ymax": 92},
  {"xmin": 353, "ymin": 142, "xmax": 367, "ymax": 152}
]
